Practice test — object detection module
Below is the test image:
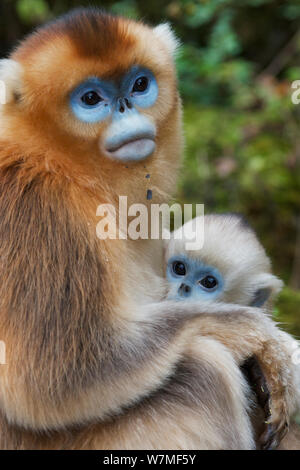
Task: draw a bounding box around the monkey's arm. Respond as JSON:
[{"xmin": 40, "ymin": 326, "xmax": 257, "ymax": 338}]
[
  {"xmin": 11, "ymin": 299, "xmax": 294, "ymax": 451},
  {"xmin": 175, "ymin": 302, "xmax": 295, "ymax": 450},
  {"xmin": 3, "ymin": 336, "xmax": 254, "ymax": 450},
  {"xmin": 0, "ymin": 299, "xmax": 288, "ymax": 450},
  {"xmin": 104, "ymin": 300, "xmax": 292, "ymax": 449},
  {"xmin": 98, "ymin": 301, "xmax": 295, "ymax": 449}
]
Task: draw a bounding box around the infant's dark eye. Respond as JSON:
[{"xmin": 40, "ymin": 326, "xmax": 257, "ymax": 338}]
[
  {"xmin": 199, "ymin": 276, "xmax": 218, "ymax": 290},
  {"xmin": 81, "ymin": 91, "xmax": 102, "ymax": 106},
  {"xmin": 132, "ymin": 76, "xmax": 149, "ymax": 93},
  {"xmin": 172, "ymin": 261, "xmax": 186, "ymax": 276}
]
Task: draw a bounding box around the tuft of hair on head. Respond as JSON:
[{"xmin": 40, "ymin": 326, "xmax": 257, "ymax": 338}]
[
  {"xmin": 0, "ymin": 59, "xmax": 23, "ymax": 104},
  {"xmin": 153, "ymin": 23, "xmax": 180, "ymax": 57},
  {"xmin": 215, "ymin": 212, "xmax": 254, "ymax": 232}
]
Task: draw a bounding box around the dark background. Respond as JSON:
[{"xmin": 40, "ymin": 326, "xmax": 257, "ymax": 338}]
[{"xmin": 0, "ymin": 0, "xmax": 299, "ymax": 337}]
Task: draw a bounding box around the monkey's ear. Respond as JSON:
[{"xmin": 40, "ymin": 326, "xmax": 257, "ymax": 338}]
[
  {"xmin": 0, "ymin": 59, "xmax": 23, "ymax": 105},
  {"xmin": 250, "ymin": 273, "xmax": 283, "ymax": 308},
  {"xmin": 153, "ymin": 23, "xmax": 180, "ymax": 57}
]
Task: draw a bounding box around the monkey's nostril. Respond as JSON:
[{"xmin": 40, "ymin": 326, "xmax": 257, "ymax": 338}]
[
  {"xmin": 179, "ymin": 283, "xmax": 191, "ymax": 295},
  {"xmin": 118, "ymin": 98, "xmax": 125, "ymax": 113},
  {"xmin": 125, "ymin": 98, "xmax": 133, "ymax": 109},
  {"xmin": 118, "ymin": 98, "xmax": 133, "ymax": 113}
]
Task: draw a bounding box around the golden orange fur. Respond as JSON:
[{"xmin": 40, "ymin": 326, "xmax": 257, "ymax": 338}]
[{"xmin": 0, "ymin": 8, "xmax": 297, "ymax": 449}]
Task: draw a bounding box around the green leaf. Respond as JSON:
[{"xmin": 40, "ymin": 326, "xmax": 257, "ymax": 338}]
[{"xmin": 16, "ymin": 0, "xmax": 50, "ymax": 24}]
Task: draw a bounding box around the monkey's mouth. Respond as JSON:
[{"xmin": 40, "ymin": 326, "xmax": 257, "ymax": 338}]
[{"xmin": 104, "ymin": 134, "xmax": 156, "ymax": 162}]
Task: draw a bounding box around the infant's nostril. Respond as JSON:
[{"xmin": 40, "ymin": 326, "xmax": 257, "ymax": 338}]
[{"xmin": 180, "ymin": 283, "xmax": 191, "ymax": 294}]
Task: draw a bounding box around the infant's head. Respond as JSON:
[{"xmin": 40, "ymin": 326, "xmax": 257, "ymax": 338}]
[{"xmin": 165, "ymin": 214, "xmax": 283, "ymax": 308}]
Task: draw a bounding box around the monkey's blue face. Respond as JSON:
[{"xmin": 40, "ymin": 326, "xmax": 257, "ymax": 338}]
[
  {"xmin": 166, "ymin": 255, "xmax": 224, "ymax": 301},
  {"xmin": 70, "ymin": 66, "xmax": 158, "ymax": 162}
]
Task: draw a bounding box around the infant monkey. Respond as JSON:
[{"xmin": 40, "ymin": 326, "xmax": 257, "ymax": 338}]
[
  {"xmin": 165, "ymin": 213, "xmax": 300, "ymax": 447},
  {"xmin": 165, "ymin": 213, "xmax": 282, "ymax": 309}
]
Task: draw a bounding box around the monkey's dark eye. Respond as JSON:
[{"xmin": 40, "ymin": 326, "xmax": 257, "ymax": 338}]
[
  {"xmin": 172, "ymin": 261, "xmax": 186, "ymax": 276},
  {"xmin": 81, "ymin": 91, "xmax": 103, "ymax": 106},
  {"xmin": 132, "ymin": 77, "xmax": 149, "ymax": 93},
  {"xmin": 199, "ymin": 276, "xmax": 218, "ymax": 290}
]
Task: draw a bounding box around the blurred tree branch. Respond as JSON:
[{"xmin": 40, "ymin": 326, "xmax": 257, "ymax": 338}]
[{"xmin": 258, "ymin": 30, "xmax": 300, "ymax": 78}]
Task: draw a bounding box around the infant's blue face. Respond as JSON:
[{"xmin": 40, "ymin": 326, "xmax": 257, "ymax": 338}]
[{"xmin": 166, "ymin": 254, "xmax": 224, "ymax": 301}]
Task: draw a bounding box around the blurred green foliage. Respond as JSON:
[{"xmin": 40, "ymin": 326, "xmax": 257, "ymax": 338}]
[
  {"xmin": 274, "ymin": 287, "xmax": 300, "ymax": 337},
  {"xmin": 0, "ymin": 0, "xmax": 299, "ymax": 333}
]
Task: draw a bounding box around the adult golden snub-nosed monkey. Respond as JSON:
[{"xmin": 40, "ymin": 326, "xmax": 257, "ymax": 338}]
[{"xmin": 0, "ymin": 7, "xmax": 295, "ymax": 449}]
